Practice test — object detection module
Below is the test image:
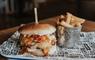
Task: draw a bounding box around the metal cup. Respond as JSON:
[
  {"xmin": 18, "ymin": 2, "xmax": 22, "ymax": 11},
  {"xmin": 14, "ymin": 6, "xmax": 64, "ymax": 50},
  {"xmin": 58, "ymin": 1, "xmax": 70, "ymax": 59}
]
[{"xmin": 64, "ymin": 26, "xmax": 82, "ymax": 48}]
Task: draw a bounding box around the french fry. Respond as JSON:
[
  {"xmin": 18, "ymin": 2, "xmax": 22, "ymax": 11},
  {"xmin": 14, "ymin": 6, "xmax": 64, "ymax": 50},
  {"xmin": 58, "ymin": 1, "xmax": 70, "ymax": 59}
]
[
  {"xmin": 57, "ymin": 12, "xmax": 85, "ymax": 28},
  {"xmin": 66, "ymin": 12, "xmax": 85, "ymax": 27},
  {"xmin": 60, "ymin": 15, "xmax": 65, "ymax": 19},
  {"xmin": 71, "ymin": 22, "xmax": 81, "ymax": 27},
  {"xmin": 72, "ymin": 17, "xmax": 85, "ymax": 24},
  {"xmin": 60, "ymin": 20, "xmax": 73, "ymax": 28},
  {"xmin": 57, "ymin": 15, "xmax": 73, "ymax": 28},
  {"xmin": 68, "ymin": 12, "xmax": 85, "ymax": 24},
  {"xmin": 66, "ymin": 12, "xmax": 72, "ymax": 24},
  {"xmin": 76, "ymin": 23, "xmax": 81, "ymax": 27}
]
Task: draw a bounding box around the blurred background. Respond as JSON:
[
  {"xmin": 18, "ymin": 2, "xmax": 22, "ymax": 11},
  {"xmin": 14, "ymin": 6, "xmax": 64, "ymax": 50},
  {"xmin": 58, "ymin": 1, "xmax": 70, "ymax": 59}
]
[{"xmin": 0, "ymin": 0, "xmax": 95, "ymax": 29}]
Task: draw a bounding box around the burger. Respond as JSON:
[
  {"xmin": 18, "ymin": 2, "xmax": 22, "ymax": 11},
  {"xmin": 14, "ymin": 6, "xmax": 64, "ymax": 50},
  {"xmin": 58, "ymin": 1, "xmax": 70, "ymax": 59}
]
[{"xmin": 18, "ymin": 23, "xmax": 57, "ymax": 56}]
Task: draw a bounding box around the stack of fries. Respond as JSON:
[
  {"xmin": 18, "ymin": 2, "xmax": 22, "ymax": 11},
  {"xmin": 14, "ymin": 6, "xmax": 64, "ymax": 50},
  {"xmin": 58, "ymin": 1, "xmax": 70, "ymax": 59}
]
[
  {"xmin": 57, "ymin": 12, "xmax": 85, "ymax": 28},
  {"xmin": 57, "ymin": 12, "xmax": 85, "ymax": 47}
]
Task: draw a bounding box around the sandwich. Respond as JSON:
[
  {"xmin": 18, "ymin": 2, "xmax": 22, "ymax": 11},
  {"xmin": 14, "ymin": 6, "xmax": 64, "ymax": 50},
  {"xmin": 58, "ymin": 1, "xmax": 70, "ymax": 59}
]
[{"xmin": 18, "ymin": 23, "xmax": 57, "ymax": 56}]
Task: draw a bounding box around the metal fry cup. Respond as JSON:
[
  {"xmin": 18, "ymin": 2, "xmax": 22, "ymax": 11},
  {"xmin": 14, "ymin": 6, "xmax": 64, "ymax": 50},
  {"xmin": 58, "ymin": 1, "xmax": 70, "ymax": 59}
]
[{"xmin": 64, "ymin": 26, "xmax": 82, "ymax": 48}]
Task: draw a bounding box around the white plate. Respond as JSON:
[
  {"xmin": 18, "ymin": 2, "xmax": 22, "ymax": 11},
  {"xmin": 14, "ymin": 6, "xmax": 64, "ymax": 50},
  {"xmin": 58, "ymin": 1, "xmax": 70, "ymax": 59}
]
[{"xmin": 1, "ymin": 32, "xmax": 95, "ymax": 59}]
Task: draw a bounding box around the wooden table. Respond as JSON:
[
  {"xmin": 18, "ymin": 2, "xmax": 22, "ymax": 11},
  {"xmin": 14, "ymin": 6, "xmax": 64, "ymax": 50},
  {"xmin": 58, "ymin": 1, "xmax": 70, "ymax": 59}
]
[{"xmin": 0, "ymin": 16, "xmax": 95, "ymax": 60}]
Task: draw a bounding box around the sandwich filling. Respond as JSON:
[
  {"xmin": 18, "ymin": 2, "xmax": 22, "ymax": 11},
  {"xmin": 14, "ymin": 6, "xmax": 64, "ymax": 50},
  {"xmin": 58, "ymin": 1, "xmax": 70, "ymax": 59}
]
[{"xmin": 19, "ymin": 33, "xmax": 56, "ymax": 56}]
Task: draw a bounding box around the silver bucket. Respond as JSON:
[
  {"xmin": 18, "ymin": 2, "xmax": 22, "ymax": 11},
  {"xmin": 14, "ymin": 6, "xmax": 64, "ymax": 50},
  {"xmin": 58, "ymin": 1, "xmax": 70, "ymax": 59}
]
[{"xmin": 64, "ymin": 26, "xmax": 82, "ymax": 48}]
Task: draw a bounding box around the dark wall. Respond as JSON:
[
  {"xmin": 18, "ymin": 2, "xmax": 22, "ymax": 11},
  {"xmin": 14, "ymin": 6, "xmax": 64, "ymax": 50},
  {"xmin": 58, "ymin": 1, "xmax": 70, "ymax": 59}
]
[
  {"xmin": 0, "ymin": 0, "xmax": 95, "ymax": 29},
  {"xmin": 78, "ymin": 0, "xmax": 95, "ymax": 20}
]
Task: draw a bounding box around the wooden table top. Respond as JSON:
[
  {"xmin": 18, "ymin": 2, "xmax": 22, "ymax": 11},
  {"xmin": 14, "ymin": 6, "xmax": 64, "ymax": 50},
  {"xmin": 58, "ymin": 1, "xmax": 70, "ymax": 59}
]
[{"xmin": 0, "ymin": 16, "xmax": 95, "ymax": 60}]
